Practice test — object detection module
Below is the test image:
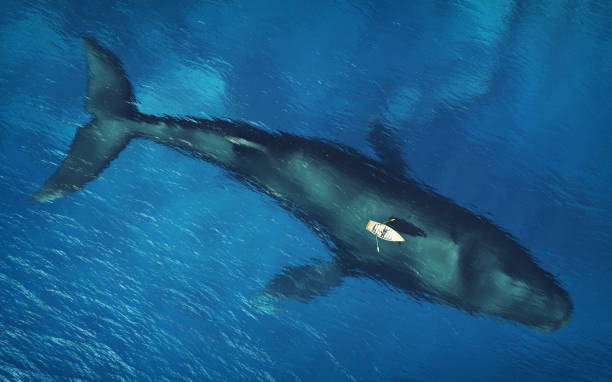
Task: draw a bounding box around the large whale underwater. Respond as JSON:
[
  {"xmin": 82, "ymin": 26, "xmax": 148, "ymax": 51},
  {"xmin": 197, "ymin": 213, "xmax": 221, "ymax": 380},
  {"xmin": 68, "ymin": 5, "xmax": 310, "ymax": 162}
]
[{"xmin": 34, "ymin": 38, "xmax": 572, "ymax": 331}]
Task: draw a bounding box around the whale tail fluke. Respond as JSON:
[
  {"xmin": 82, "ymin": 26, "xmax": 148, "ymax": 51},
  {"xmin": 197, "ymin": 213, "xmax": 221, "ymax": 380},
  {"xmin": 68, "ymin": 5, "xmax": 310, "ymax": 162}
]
[
  {"xmin": 32, "ymin": 37, "xmax": 137, "ymax": 202},
  {"xmin": 82, "ymin": 37, "xmax": 137, "ymax": 119}
]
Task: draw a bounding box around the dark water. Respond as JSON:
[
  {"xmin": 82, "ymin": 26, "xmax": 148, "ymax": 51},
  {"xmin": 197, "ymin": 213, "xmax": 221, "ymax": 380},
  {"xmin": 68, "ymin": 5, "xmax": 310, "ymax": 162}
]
[{"xmin": 1, "ymin": 0, "xmax": 611, "ymax": 380}]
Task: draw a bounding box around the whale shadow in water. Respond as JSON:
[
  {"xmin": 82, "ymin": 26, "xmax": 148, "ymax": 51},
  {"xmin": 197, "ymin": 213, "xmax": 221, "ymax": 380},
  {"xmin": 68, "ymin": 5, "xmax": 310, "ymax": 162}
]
[{"xmin": 33, "ymin": 37, "xmax": 572, "ymax": 332}]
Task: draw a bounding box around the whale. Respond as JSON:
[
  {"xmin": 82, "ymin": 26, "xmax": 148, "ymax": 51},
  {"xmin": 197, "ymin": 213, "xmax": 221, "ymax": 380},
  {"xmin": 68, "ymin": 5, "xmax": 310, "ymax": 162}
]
[{"xmin": 33, "ymin": 37, "xmax": 572, "ymax": 331}]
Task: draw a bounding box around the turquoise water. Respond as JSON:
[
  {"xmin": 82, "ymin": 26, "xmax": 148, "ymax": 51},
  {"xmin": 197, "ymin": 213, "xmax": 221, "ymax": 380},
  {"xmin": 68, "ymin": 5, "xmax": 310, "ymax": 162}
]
[{"xmin": 1, "ymin": 1, "xmax": 611, "ymax": 380}]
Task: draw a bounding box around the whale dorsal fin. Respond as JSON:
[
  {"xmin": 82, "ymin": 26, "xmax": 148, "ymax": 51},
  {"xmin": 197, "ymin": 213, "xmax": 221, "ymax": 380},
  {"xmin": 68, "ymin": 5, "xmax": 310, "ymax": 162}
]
[
  {"xmin": 366, "ymin": 115, "xmax": 408, "ymax": 175},
  {"xmin": 82, "ymin": 37, "xmax": 137, "ymax": 119}
]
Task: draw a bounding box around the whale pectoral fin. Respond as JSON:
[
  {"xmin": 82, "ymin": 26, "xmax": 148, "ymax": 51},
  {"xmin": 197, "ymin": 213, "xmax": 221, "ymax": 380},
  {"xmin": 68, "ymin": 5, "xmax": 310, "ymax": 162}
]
[
  {"xmin": 366, "ymin": 115, "xmax": 409, "ymax": 174},
  {"xmin": 260, "ymin": 259, "xmax": 345, "ymax": 303}
]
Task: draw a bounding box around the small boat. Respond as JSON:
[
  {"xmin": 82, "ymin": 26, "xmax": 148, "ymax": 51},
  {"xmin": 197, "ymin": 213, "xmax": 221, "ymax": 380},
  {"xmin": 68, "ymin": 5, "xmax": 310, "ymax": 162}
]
[{"xmin": 365, "ymin": 219, "xmax": 405, "ymax": 253}]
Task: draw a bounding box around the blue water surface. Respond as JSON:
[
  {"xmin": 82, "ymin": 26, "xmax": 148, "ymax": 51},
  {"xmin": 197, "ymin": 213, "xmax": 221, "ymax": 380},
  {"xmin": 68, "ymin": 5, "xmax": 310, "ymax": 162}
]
[{"xmin": 1, "ymin": 0, "xmax": 611, "ymax": 381}]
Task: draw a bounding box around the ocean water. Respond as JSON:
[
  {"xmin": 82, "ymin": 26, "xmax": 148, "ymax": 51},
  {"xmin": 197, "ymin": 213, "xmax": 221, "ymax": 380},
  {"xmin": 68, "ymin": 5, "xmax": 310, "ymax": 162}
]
[{"xmin": 1, "ymin": 0, "xmax": 611, "ymax": 381}]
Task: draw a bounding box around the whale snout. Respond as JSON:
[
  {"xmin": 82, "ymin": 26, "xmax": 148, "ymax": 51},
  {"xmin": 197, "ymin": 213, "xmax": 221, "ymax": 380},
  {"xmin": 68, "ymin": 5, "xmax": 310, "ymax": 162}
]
[
  {"xmin": 547, "ymin": 291, "xmax": 573, "ymax": 330},
  {"xmin": 525, "ymin": 288, "xmax": 573, "ymax": 332}
]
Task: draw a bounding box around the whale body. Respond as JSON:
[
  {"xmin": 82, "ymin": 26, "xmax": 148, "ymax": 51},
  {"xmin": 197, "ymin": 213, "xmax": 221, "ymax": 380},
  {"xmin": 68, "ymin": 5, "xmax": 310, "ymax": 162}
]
[{"xmin": 34, "ymin": 38, "xmax": 572, "ymax": 331}]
